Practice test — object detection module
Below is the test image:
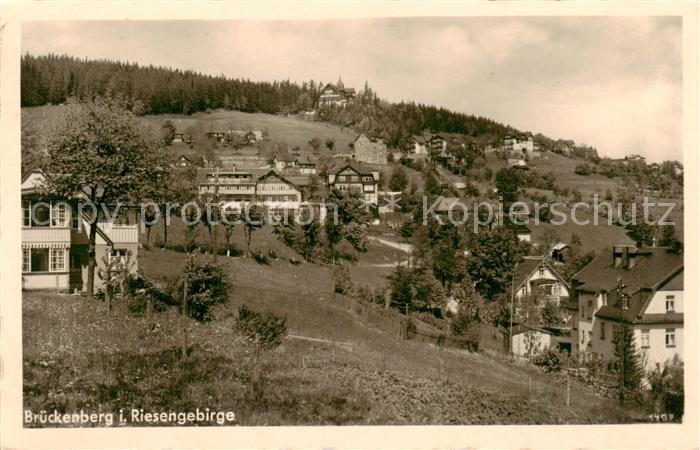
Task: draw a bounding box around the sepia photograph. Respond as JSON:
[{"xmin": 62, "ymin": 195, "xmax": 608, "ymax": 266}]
[{"xmin": 2, "ymin": 2, "xmax": 699, "ymax": 447}]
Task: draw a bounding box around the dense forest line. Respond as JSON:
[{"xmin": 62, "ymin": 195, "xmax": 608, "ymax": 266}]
[{"xmin": 21, "ymin": 53, "xmax": 519, "ymax": 145}]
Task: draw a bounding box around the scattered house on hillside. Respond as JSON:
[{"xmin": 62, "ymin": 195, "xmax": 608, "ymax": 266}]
[
  {"xmin": 177, "ymin": 155, "xmax": 192, "ymax": 167},
  {"xmin": 273, "ymin": 153, "xmax": 297, "ymax": 173},
  {"xmin": 411, "ymin": 136, "xmax": 428, "ymax": 157},
  {"xmin": 252, "ymin": 130, "xmax": 263, "ymax": 142},
  {"xmin": 173, "ymin": 132, "xmax": 184, "ymax": 143},
  {"xmin": 510, "ymin": 324, "xmax": 571, "ymax": 357},
  {"xmin": 513, "ymin": 256, "xmax": 570, "ymax": 305},
  {"xmin": 508, "ymin": 158, "xmax": 528, "ymax": 169},
  {"xmin": 514, "ymin": 223, "xmax": 531, "ymax": 243},
  {"xmin": 551, "ymin": 242, "xmax": 571, "ymax": 264},
  {"xmin": 197, "ymin": 167, "xmax": 259, "ymax": 203},
  {"xmin": 353, "ymin": 133, "xmax": 388, "ymax": 165},
  {"xmin": 21, "ymin": 169, "xmax": 139, "ymax": 292},
  {"xmin": 428, "ymin": 134, "xmax": 447, "ymax": 154},
  {"xmin": 318, "ymin": 80, "xmax": 356, "ymax": 108},
  {"xmin": 294, "ymin": 156, "xmax": 317, "ymax": 175},
  {"xmin": 197, "ymin": 167, "xmax": 305, "ymax": 210},
  {"xmin": 571, "ymin": 245, "xmax": 684, "ymax": 369},
  {"xmin": 432, "ymin": 196, "xmax": 466, "ymax": 217},
  {"xmin": 255, "ymin": 170, "xmax": 304, "ymax": 210},
  {"xmin": 206, "ymin": 131, "xmax": 227, "ymax": 143},
  {"xmin": 327, "ymin": 164, "xmax": 380, "ymax": 205}
]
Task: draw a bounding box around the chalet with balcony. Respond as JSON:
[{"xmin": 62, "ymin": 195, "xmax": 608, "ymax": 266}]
[
  {"xmin": 571, "ymin": 245, "xmax": 683, "ymax": 369},
  {"xmin": 318, "ymin": 80, "xmax": 356, "ymax": 108},
  {"xmin": 327, "ymin": 164, "xmax": 380, "ymax": 205},
  {"xmin": 513, "ymin": 257, "xmax": 570, "ymax": 305},
  {"xmin": 21, "ymin": 169, "xmax": 139, "ymax": 292}
]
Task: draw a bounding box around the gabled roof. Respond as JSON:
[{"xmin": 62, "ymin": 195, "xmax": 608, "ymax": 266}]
[
  {"xmin": 572, "ymin": 246, "xmax": 683, "ymax": 295},
  {"xmin": 513, "ymin": 256, "xmax": 569, "ymax": 292}
]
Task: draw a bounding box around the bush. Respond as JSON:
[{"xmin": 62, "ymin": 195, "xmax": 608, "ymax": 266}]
[
  {"xmin": 175, "ymin": 258, "xmax": 230, "ymax": 322},
  {"xmin": 647, "ymin": 355, "xmax": 684, "ymax": 419},
  {"xmin": 403, "ymin": 319, "xmax": 417, "ymax": 340},
  {"xmin": 252, "ymin": 251, "xmax": 270, "ymax": 265},
  {"xmin": 236, "ymin": 304, "xmax": 288, "ymax": 351},
  {"xmin": 532, "ymin": 348, "xmax": 563, "ymax": 372},
  {"xmin": 333, "ymin": 265, "xmax": 352, "ymax": 295}
]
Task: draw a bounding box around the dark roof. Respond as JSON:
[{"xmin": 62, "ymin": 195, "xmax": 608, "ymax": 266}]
[
  {"xmin": 512, "ymin": 257, "xmax": 569, "ymax": 292},
  {"xmin": 661, "ymin": 271, "xmax": 683, "ymax": 290},
  {"xmin": 573, "ymin": 246, "xmax": 683, "ymax": 295},
  {"xmin": 274, "ymin": 153, "xmax": 296, "ymax": 162},
  {"xmin": 595, "ymin": 307, "xmax": 684, "ymax": 325}
]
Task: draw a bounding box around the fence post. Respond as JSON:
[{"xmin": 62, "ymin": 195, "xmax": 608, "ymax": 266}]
[{"xmin": 566, "ymin": 370, "xmax": 571, "ymax": 407}]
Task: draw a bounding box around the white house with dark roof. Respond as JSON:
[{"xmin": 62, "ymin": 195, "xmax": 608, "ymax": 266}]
[
  {"xmin": 571, "ymin": 245, "xmax": 683, "ymax": 369},
  {"xmin": 327, "ymin": 164, "xmax": 379, "ymax": 205}
]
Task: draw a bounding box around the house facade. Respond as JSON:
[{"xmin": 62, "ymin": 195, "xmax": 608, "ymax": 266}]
[
  {"xmin": 318, "ymin": 82, "xmax": 356, "ymax": 108},
  {"xmin": 327, "ymin": 165, "xmax": 380, "ymax": 205},
  {"xmin": 513, "ymin": 256, "xmax": 570, "ymax": 305},
  {"xmin": 571, "ymin": 245, "xmax": 683, "ymax": 369},
  {"xmin": 255, "ymin": 171, "xmax": 303, "ymax": 210},
  {"xmin": 21, "ymin": 170, "xmax": 139, "ymax": 292},
  {"xmin": 197, "ymin": 168, "xmax": 304, "ymax": 210},
  {"xmin": 353, "ymin": 133, "xmax": 388, "ymax": 165}
]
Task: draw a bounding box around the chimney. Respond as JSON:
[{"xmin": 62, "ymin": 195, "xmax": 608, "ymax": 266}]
[
  {"xmin": 613, "ymin": 246, "xmax": 623, "ymax": 267},
  {"xmin": 627, "ymin": 247, "xmax": 637, "ymax": 269}
]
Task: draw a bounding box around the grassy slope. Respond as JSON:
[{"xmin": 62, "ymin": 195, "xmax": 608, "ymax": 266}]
[{"xmin": 24, "ymin": 249, "xmax": 647, "ymax": 425}]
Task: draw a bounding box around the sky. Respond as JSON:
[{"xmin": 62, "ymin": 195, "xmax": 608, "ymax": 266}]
[{"xmin": 22, "ymin": 17, "xmax": 682, "ymax": 162}]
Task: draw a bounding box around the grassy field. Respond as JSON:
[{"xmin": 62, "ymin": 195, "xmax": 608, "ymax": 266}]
[
  {"xmin": 23, "ymin": 248, "xmax": 650, "ymax": 426},
  {"xmin": 22, "ymin": 105, "xmax": 359, "ymax": 157}
]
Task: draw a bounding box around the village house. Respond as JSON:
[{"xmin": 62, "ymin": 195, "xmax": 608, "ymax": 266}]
[
  {"xmin": 197, "ymin": 167, "xmax": 305, "ymax": 211},
  {"xmin": 318, "ymin": 79, "xmax": 356, "ymax": 108},
  {"xmin": 409, "ymin": 136, "xmax": 428, "ymax": 157},
  {"xmin": 327, "ymin": 164, "xmax": 380, "ymax": 205},
  {"xmin": 177, "ymin": 155, "xmax": 192, "ymax": 167},
  {"xmin": 172, "ymin": 132, "xmax": 184, "ymax": 143},
  {"xmin": 428, "ymin": 134, "xmax": 447, "ymax": 155},
  {"xmin": 255, "ymin": 170, "xmax": 304, "ymax": 211},
  {"xmin": 352, "ymin": 133, "xmax": 388, "ymax": 165},
  {"xmin": 508, "ymin": 158, "xmax": 528, "ymax": 169},
  {"xmin": 206, "ymin": 131, "xmax": 227, "ymax": 143},
  {"xmin": 273, "ymin": 153, "xmax": 297, "ymax": 173},
  {"xmin": 510, "ymin": 324, "xmax": 571, "ymax": 358},
  {"xmin": 294, "ymin": 156, "xmax": 317, "ymax": 175},
  {"xmin": 21, "ymin": 169, "xmax": 139, "ymax": 292},
  {"xmin": 197, "ymin": 167, "xmax": 260, "ymax": 203},
  {"xmin": 514, "ymin": 256, "xmax": 570, "ymax": 305},
  {"xmin": 571, "ymin": 245, "xmax": 683, "ymax": 370}
]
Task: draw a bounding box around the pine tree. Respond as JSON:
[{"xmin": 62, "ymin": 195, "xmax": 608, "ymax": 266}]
[{"xmin": 614, "ymin": 322, "xmax": 644, "ymax": 401}]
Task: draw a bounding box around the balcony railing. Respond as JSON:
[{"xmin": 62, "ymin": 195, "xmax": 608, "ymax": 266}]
[{"xmin": 22, "ymin": 227, "xmax": 71, "ymax": 244}]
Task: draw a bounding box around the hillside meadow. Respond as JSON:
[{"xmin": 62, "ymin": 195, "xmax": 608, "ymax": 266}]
[{"xmin": 23, "ymin": 248, "xmax": 649, "ymax": 425}]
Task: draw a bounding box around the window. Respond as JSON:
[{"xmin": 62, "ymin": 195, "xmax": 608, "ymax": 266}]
[
  {"xmin": 22, "ymin": 249, "xmax": 30, "ymax": 272},
  {"xmin": 50, "ymin": 248, "xmax": 66, "ymax": 272},
  {"xmin": 600, "ymin": 322, "xmax": 606, "ymax": 340},
  {"xmin": 588, "ymin": 299, "xmax": 593, "ymax": 308},
  {"xmin": 665, "ymin": 328, "xmax": 675, "ymax": 348},
  {"xmin": 22, "ymin": 201, "xmax": 31, "ymax": 227},
  {"xmin": 30, "ymin": 248, "xmax": 49, "ymax": 272},
  {"xmin": 587, "ymin": 331, "xmax": 592, "ymax": 345},
  {"xmin": 538, "ymin": 266, "xmax": 545, "ymax": 276},
  {"xmin": 51, "ymin": 203, "xmax": 68, "ymax": 227},
  {"xmin": 553, "ymin": 284, "xmax": 560, "ymax": 295},
  {"xmin": 31, "ymin": 202, "xmax": 51, "ymax": 227},
  {"xmin": 641, "ymin": 329, "xmax": 650, "ymax": 348},
  {"xmin": 108, "ymin": 249, "xmax": 128, "ymax": 267},
  {"xmin": 612, "ymin": 325, "xmax": 622, "ymax": 344},
  {"xmin": 665, "ymin": 295, "xmax": 675, "ymax": 312}
]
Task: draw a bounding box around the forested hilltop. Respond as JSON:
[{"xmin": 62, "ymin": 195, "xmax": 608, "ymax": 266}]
[{"xmin": 21, "ymin": 53, "xmax": 522, "ymax": 147}]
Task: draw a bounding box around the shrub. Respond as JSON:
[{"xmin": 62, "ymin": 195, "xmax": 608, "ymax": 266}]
[
  {"xmin": 333, "ymin": 265, "xmax": 352, "ymax": 295},
  {"xmin": 236, "ymin": 304, "xmax": 288, "ymax": 351},
  {"xmin": 647, "ymin": 355, "xmax": 684, "ymax": 419},
  {"xmin": 403, "ymin": 318, "xmax": 417, "ymax": 340},
  {"xmin": 252, "ymin": 251, "xmax": 270, "ymax": 265},
  {"xmin": 532, "ymin": 348, "xmax": 563, "ymax": 372},
  {"xmin": 175, "ymin": 258, "xmax": 230, "ymax": 322}
]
